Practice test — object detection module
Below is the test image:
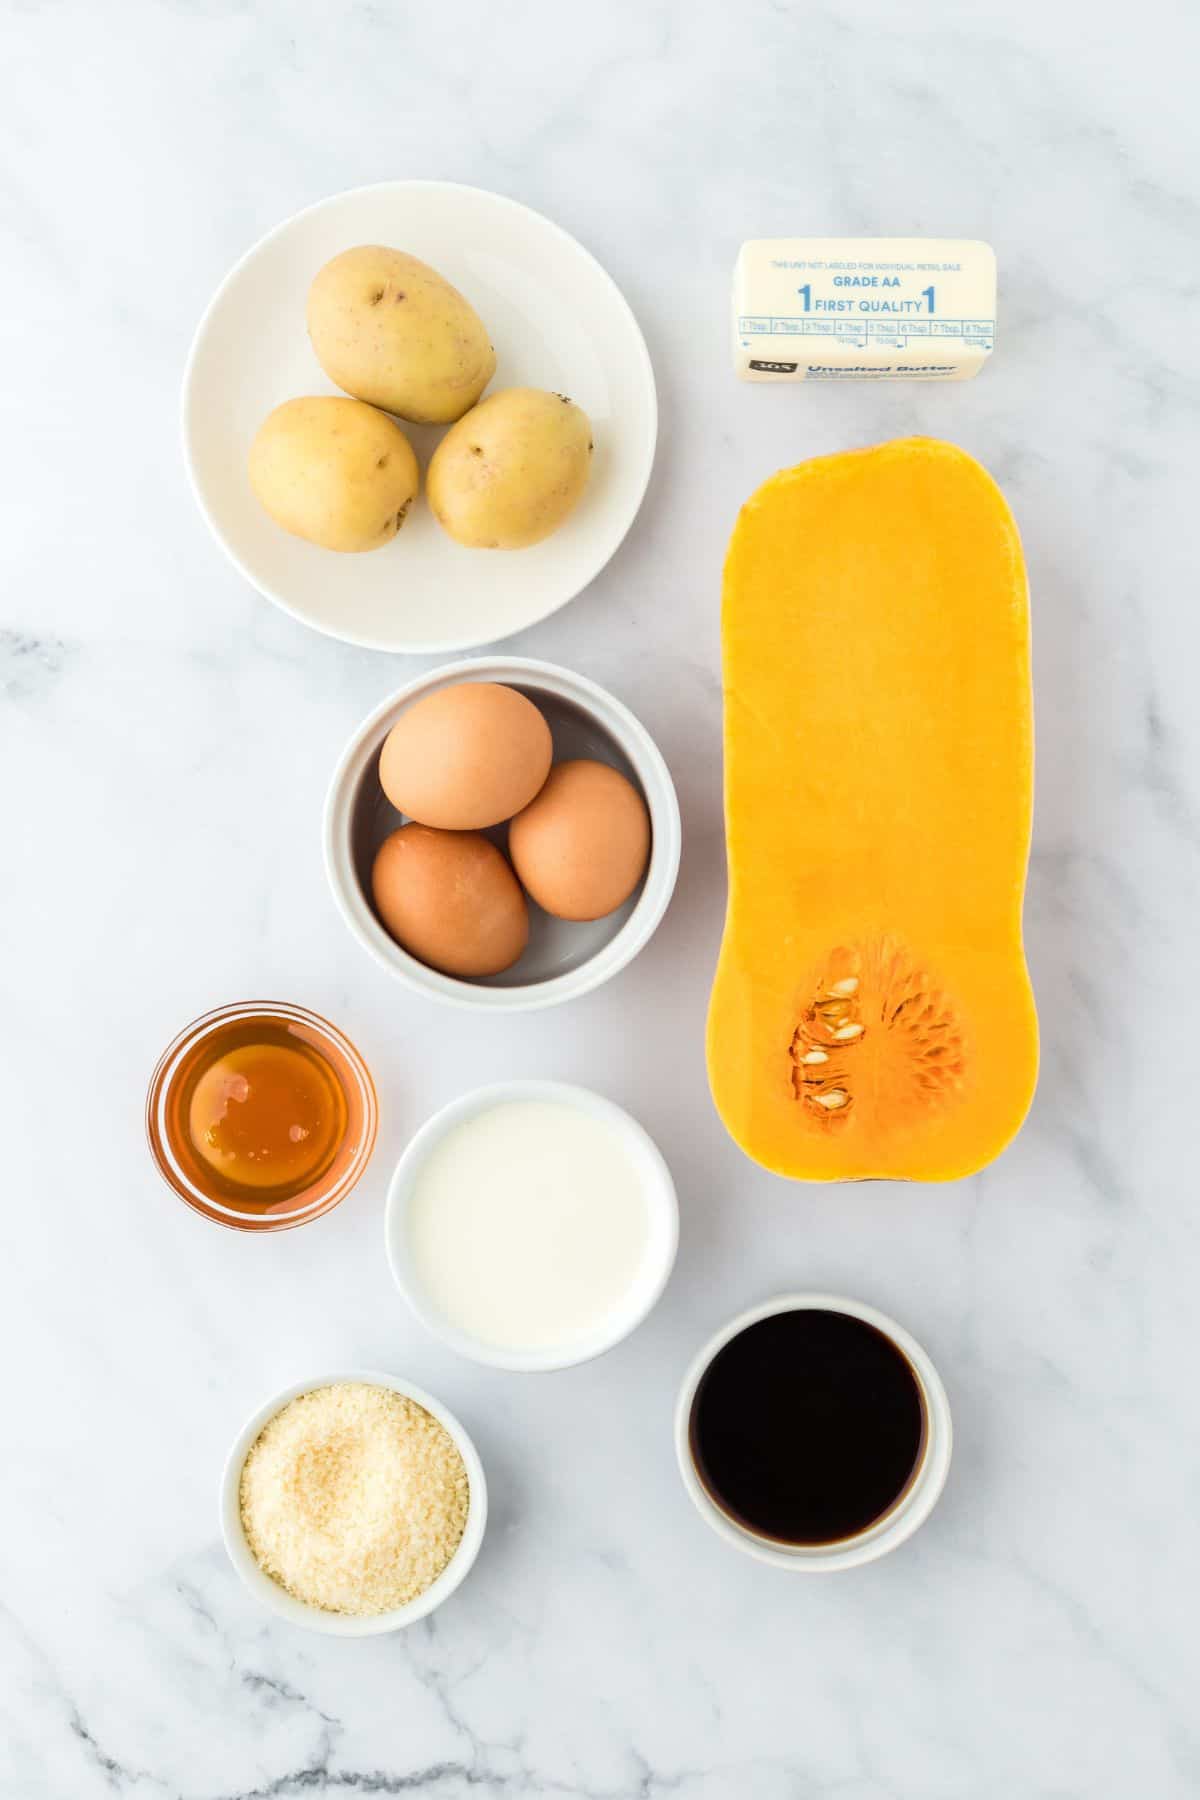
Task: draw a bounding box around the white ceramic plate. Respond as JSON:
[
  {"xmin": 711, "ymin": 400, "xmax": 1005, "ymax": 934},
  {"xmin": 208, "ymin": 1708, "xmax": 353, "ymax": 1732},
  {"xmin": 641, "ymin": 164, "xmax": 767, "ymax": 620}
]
[{"xmin": 182, "ymin": 181, "xmax": 657, "ymax": 653}]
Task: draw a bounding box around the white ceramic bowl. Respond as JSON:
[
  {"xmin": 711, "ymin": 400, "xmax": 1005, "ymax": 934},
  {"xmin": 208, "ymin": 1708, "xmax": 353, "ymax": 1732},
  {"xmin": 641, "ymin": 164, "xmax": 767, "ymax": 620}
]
[
  {"xmin": 385, "ymin": 1080, "xmax": 679, "ymax": 1371},
  {"xmin": 182, "ymin": 180, "xmax": 657, "ymax": 653},
  {"xmin": 324, "ymin": 656, "xmax": 681, "ymax": 1012},
  {"xmin": 220, "ymin": 1368, "xmax": 487, "ymax": 1635},
  {"xmin": 675, "ymin": 1294, "xmax": 952, "ymax": 1572}
]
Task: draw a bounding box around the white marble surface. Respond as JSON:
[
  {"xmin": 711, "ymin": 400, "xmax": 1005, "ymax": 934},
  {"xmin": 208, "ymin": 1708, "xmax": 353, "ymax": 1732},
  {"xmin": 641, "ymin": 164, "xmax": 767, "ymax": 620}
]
[{"xmin": 3, "ymin": 1, "xmax": 1198, "ymax": 1794}]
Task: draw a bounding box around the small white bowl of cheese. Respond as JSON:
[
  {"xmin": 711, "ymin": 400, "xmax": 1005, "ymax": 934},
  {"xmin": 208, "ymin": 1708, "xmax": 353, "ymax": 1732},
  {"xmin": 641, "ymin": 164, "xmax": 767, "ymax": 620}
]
[{"xmin": 220, "ymin": 1369, "xmax": 487, "ymax": 1635}]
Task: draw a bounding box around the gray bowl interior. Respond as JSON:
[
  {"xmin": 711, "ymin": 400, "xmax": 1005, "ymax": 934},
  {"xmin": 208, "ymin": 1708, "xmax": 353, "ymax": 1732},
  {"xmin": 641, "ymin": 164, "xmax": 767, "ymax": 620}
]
[{"xmin": 348, "ymin": 683, "xmax": 651, "ymax": 989}]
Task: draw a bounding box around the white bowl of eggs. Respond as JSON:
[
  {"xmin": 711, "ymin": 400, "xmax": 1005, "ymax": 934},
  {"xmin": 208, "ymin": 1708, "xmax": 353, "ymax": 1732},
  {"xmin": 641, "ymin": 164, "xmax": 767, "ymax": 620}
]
[{"xmin": 323, "ymin": 657, "xmax": 681, "ymax": 1011}]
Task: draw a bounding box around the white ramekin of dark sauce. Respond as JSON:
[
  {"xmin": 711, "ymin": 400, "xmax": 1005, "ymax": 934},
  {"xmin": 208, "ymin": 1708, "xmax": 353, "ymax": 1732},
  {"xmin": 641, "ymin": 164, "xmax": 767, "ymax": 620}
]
[{"xmin": 674, "ymin": 1293, "xmax": 952, "ymax": 1572}]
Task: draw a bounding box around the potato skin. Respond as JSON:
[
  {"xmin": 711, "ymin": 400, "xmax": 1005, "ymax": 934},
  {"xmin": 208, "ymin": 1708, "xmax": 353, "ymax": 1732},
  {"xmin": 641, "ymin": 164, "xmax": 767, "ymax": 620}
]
[
  {"xmin": 427, "ymin": 388, "xmax": 593, "ymax": 550},
  {"xmin": 248, "ymin": 396, "xmax": 418, "ymax": 553},
  {"xmin": 307, "ymin": 247, "xmax": 496, "ymax": 425}
]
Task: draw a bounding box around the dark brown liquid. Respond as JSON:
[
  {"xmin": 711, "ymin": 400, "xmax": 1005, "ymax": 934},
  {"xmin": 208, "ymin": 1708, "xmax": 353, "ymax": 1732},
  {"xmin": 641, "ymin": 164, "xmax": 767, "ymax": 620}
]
[{"xmin": 689, "ymin": 1309, "xmax": 926, "ymax": 1545}]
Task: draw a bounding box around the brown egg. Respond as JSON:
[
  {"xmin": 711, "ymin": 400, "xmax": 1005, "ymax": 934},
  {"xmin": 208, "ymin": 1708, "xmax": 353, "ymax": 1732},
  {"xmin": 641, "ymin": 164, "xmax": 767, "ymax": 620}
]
[
  {"xmin": 379, "ymin": 683, "xmax": 552, "ymax": 830},
  {"xmin": 508, "ymin": 760, "xmax": 651, "ymax": 922},
  {"xmin": 371, "ymin": 824, "xmax": 528, "ymax": 977}
]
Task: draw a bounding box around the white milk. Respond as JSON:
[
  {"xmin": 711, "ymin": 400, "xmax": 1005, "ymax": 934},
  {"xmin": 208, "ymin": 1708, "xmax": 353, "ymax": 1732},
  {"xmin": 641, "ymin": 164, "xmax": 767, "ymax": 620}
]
[{"xmin": 406, "ymin": 1100, "xmax": 652, "ymax": 1351}]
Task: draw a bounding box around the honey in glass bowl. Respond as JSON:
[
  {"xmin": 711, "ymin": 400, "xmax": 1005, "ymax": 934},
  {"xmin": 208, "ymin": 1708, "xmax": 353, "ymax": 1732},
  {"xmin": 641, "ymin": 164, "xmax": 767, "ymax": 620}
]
[{"xmin": 147, "ymin": 1002, "xmax": 377, "ymax": 1230}]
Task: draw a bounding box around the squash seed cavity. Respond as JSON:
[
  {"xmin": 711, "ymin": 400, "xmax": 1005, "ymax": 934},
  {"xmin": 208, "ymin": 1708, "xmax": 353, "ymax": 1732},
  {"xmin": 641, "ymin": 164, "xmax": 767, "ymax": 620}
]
[{"xmin": 789, "ymin": 937, "xmax": 966, "ymax": 1127}]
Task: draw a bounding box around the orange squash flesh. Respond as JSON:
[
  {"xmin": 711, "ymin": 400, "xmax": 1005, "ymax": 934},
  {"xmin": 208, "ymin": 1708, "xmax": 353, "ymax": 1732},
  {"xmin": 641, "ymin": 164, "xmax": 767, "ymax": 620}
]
[{"xmin": 707, "ymin": 438, "xmax": 1037, "ymax": 1182}]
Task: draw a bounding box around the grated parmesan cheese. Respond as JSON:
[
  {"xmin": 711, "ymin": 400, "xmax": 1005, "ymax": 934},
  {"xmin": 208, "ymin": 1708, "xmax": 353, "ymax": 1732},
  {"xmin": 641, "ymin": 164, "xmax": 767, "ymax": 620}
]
[{"xmin": 239, "ymin": 1382, "xmax": 469, "ymax": 1616}]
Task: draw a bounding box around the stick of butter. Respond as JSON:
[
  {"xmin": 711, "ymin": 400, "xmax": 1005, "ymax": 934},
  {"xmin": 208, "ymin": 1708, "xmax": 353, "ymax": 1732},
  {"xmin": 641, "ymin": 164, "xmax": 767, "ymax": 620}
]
[{"xmin": 733, "ymin": 238, "xmax": 996, "ymax": 382}]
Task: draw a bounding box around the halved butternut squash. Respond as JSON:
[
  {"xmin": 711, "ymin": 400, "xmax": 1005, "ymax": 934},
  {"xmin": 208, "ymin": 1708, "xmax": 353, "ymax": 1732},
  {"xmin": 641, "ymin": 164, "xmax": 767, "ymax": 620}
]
[{"xmin": 707, "ymin": 438, "xmax": 1037, "ymax": 1182}]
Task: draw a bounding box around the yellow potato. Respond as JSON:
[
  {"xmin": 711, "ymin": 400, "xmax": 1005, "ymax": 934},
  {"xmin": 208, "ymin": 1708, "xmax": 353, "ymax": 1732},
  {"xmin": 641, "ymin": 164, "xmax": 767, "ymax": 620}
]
[
  {"xmin": 248, "ymin": 396, "xmax": 418, "ymax": 554},
  {"xmin": 427, "ymin": 388, "xmax": 593, "ymax": 550},
  {"xmin": 307, "ymin": 247, "xmax": 496, "ymax": 425}
]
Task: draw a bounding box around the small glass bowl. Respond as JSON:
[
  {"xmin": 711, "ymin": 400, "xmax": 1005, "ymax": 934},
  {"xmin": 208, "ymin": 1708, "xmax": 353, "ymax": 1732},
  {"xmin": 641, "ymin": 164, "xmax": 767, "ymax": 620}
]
[{"xmin": 146, "ymin": 1001, "xmax": 378, "ymax": 1232}]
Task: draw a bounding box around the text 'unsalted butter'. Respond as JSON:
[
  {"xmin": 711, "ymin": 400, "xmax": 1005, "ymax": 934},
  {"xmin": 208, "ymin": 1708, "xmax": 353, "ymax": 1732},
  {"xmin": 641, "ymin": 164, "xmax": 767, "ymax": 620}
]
[{"xmin": 733, "ymin": 238, "xmax": 996, "ymax": 383}]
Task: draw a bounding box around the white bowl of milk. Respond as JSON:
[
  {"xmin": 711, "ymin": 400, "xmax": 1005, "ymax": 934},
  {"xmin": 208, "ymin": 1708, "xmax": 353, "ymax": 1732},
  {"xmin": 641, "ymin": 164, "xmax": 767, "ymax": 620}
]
[{"xmin": 385, "ymin": 1080, "xmax": 679, "ymax": 1371}]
